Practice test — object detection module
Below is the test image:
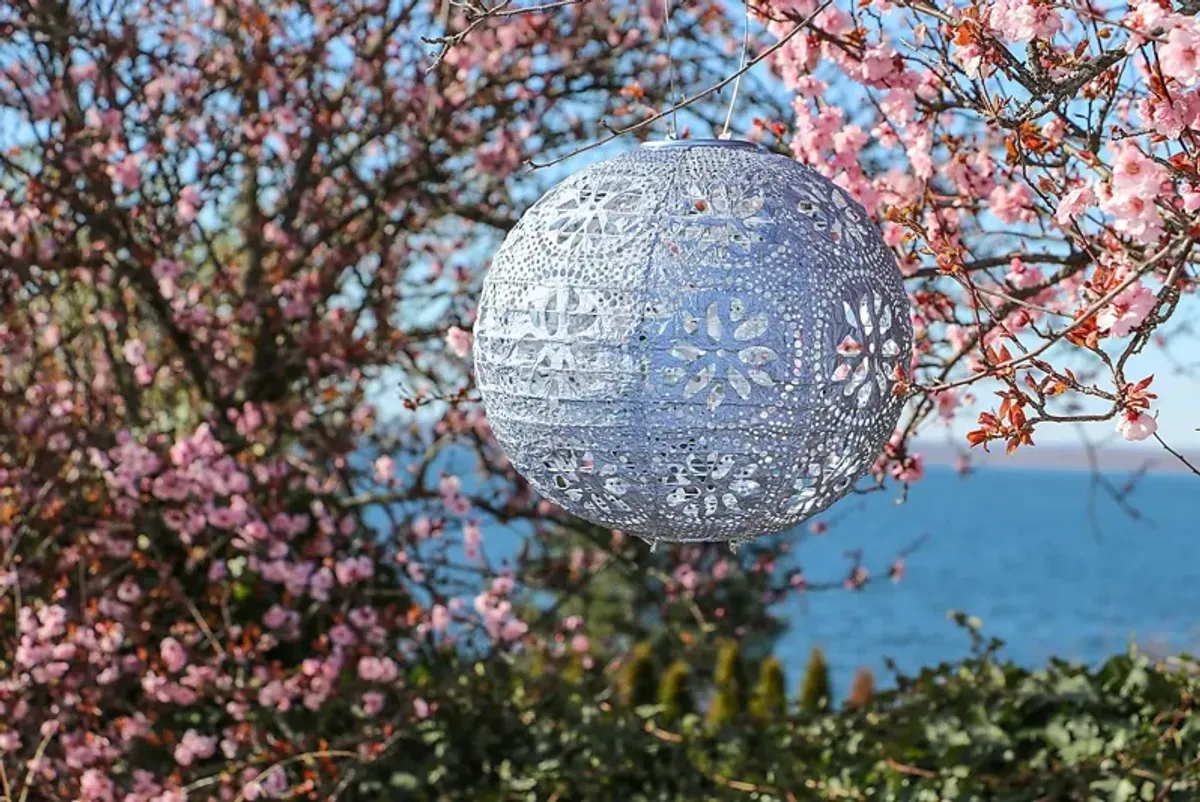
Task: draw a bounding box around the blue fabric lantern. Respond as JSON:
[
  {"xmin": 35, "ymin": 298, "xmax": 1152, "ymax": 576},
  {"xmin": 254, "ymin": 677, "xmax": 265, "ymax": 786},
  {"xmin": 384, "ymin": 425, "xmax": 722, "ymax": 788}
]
[{"xmin": 473, "ymin": 139, "xmax": 912, "ymax": 548}]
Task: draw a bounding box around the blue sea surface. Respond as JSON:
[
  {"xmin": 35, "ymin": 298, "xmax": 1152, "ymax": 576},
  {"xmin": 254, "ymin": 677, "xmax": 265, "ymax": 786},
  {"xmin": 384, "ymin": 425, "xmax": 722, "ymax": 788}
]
[
  {"xmin": 776, "ymin": 466, "xmax": 1200, "ymax": 695},
  {"xmin": 369, "ymin": 451, "xmax": 1198, "ymax": 696}
]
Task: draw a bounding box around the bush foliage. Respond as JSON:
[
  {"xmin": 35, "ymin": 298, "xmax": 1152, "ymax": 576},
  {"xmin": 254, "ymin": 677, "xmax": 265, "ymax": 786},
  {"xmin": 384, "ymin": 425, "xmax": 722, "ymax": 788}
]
[
  {"xmin": 393, "ymin": 630, "xmax": 1200, "ymax": 801},
  {"xmin": 800, "ymin": 644, "xmax": 833, "ymax": 715}
]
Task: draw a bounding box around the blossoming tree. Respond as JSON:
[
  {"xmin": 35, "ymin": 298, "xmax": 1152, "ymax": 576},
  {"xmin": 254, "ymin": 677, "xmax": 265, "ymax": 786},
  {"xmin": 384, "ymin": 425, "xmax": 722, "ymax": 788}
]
[
  {"xmin": 1, "ymin": 0, "xmax": 1198, "ymax": 798},
  {"xmin": 758, "ymin": 0, "xmax": 1199, "ymax": 467}
]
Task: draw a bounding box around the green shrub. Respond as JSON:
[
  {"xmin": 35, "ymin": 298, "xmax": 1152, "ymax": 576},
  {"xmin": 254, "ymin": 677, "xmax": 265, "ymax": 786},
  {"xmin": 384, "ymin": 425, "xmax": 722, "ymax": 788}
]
[
  {"xmin": 707, "ymin": 639, "xmax": 747, "ymax": 729},
  {"xmin": 619, "ymin": 641, "xmax": 658, "ymax": 707},
  {"xmin": 382, "ymin": 642, "xmax": 1200, "ymax": 801},
  {"xmin": 749, "ymin": 656, "xmax": 787, "ymax": 723},
  {"xmin": 798, "ymin": 645, "xmax": 831, "ymax": 714},
  {"xmin": 658, "ymin": 660, "xmax": 693, "ymax": 722}
]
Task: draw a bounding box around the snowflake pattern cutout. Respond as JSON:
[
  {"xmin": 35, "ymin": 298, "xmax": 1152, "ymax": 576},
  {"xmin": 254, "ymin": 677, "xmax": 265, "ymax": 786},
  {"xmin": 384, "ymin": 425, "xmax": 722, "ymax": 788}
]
[
  {"xmin": 794, "ymin": 183, "xmax": 871, "ymax": 249},
  {"xmin": 541, "ymin": 449, "xmax": 633, "ymax": 514},
  {"xmin": 660, "ymin": 452, "xmax": 761, "ymax": 520},
  {"xmin": 657, "ymin": 182, "xmax": 773, "ymax": 263},
  {"xmin": 510, "ymin": 286, "xmax": 604, "ymax": 396},
  {"xmin": 781, "ymin": 452, "xmax": 863, "ymax": 516},
  {"xmin": 662, "ymin": 299, "xmax": 778, "ymax": 411},
  {"xmin": 830, "ymin": 290, "xmax": 902, "ymax": 409},
  {"xmin": 543, "ymin": 178, "xmax": 648, "ymax": 250}
]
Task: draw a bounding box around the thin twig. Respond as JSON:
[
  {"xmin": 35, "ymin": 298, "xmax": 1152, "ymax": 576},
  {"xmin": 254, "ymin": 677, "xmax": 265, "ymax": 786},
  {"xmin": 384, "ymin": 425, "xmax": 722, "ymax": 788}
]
[
  {"xmin": 710, "ymin": 770, "xmax": 799, "ymax": 801},
  {"xmin": 970, "ymin": 284, "xmax": 1069, "ymax": 318},
  {"xmin": 664, "ymin": 0, "xmax": 680, "ymax": 138},
  {"xmin": 910, "ymin": 251, "xmax": 1089, "ymax": 280},
  {"xmin": 0, "ymin": 758, "xmax": 12, "ymax": 802},
  {"xmin": 1153, "ymin": 433, "xmax": 1200, "ymax": 477},
  {"xmin": 885, "ymin": 758, "xmax": 937, "ymax": 778},
  {"xmin": 16, "ymin": 729, "xmax": 56, "ymax": 802},
  {"xmin": 647, "ymin": 566, "xmax": 715, "ymax": 634},
  {"xmin": 921, "ymin": 238, "xmax": 1189, "ymax": 394},
  {"xmin": 490, "ymin": 0, "xmax": 586, "ymax": 16},
  {"xmin": 232, "ymin": 751, "xmax": 360, "ymax": 802},
  {"xmin": 183, "ymin": 595, "xmax": 228, "ymax": 658},
  {"xmin": 426, "ymin": 0, "xmax": 591, "ymax": 70}
]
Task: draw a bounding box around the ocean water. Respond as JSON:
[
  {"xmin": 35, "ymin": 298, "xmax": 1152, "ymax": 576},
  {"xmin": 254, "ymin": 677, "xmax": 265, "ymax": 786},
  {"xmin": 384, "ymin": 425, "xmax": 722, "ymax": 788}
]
[
  {"xmin": 372, "ymin": 453, "xmax": 1198, "ymax": 696},
  {"xmin": 775, "ymin": 466, "xmax": 1200, "ymax": 696}
]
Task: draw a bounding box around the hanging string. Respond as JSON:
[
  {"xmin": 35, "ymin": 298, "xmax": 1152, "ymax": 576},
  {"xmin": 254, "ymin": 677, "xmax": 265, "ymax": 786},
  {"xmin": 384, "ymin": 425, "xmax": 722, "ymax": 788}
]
[
  {"xmin": 720, "ymin": 1, "xmax": 752, "ymax": 140},
  {"xmin": 664, "ymin": 0, "xmax": 680, "ymax": 138},
  {"xmin": 530, "ymin": 0, "xmax": 830, "ymax": 169}
]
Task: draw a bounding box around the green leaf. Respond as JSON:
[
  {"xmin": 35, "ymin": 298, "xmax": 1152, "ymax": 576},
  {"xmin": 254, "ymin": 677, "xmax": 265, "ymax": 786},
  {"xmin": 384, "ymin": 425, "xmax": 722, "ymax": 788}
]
[
  {"xmin": 390, "ymin": 773, "xmax": 419, "ymax": 790},
  {"xmin": 1112, "ymin": 778, "xmax": 1138, "ymax": 802},
  {"xmin": 1044, "ymin": 720, "xmax": 1071, "ymax": 748}
]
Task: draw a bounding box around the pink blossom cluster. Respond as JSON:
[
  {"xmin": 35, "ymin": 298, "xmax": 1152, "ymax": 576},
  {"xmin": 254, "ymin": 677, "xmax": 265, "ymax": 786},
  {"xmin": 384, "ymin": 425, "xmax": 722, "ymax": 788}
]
[
  {"xmin": 1097, "ymin": 143, "xmax": 1167, "ymax": 244},
  {"xmin": 765, "ymin": 0, "xmax": 1192, "ymax": 452},
  {"xmin": 473, "ymin": 575, "xmax": 529, "ymax": 642},
  {"xmin": 988, "ymin": 0, "xmax": 1063, "ymax": 43}
]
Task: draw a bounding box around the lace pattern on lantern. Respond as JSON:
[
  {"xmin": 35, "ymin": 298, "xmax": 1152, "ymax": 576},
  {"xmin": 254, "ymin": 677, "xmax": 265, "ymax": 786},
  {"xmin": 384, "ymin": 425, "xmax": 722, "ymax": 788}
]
[{"xmin": 474, "ymin": 143, "xmax": 912, "ymax": 544}]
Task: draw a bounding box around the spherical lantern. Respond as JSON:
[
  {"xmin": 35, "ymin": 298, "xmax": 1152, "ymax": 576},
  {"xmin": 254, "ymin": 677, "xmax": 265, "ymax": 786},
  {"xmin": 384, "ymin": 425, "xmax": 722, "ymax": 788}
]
[{"xmin": 473, "ymin": 139, "xmax": 912, "ymax": 548}]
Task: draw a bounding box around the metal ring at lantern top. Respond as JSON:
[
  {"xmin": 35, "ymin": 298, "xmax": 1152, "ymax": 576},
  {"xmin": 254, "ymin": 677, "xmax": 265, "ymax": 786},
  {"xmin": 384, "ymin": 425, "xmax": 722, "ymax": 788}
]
[
  {"xmin": 640, "ymin": 137, "xmax": 769, "ymax": 152},
  {"xmin": 473, "ymin": 135, "xmax": 912, "ymax": 550}
]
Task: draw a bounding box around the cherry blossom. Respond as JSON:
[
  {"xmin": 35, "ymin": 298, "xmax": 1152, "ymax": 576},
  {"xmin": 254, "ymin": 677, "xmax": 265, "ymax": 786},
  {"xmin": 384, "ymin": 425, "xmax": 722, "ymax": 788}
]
[
  {"xmin": 988, "ymin": 182, "xmax": 1035, "ymax": 224},
  {"xmin": 373, "ymin": 455, "xmax": 396, "ymax": 483},
  {"xmin": 1110, "ymin": 142, "xmax": 1166, "ymax": 198},
  {"xmin": 1055, "ymin": 187, "xmax": 1095, "ymax": 227},
  {"xmin": 173, "ymin": 730, "xmax": 217, "ymax": 767},
  {"xmin": 989, "ymin": 0, "xmax": 1063, "ymax": 43},
  {"xmin": 1116, "ymin": 410, "xmax": 1158, "ymax": 442},
  {"xmin": 1160, "ymin": 20, "xmax": 1200, "ymax": 87},
  {"xmin": 1097, "ymin": 283, "xmax": 1157, "ymax": 338},
  {"xmin": 446, "ymin": 326, "xmax": 473, "ymax": 358}
]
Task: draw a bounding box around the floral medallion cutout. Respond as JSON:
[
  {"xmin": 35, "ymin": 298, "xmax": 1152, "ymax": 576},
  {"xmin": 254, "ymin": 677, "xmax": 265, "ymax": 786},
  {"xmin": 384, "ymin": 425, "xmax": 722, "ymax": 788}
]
[
  {"xmin": 540, "ymin": 449, "xmax": 634, "ymax": 515},
  {"xmin": 830, "ymin": 289, "xmax": 902, "ymax": 409},
  {"xmin": 661, "ymin": 299, "xmax": 779, "ymax": 411},
  {"xmin": 794, "ymin": 182, "xmax": 872, "ymax": 249},
  {"xmin": 781, "ymin": 451, "xmax": 864, "ymax": 516},
  {"xmin": 542, "ymin": 177, "xmax": 649, "ymax": 251},
  {"xmin": 508, "ymin": 286, "xmax": 603, "ymax": 396},
  {"xmin": 660, "ymin": 452, "xmax": 761, "ymax": 521}
]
